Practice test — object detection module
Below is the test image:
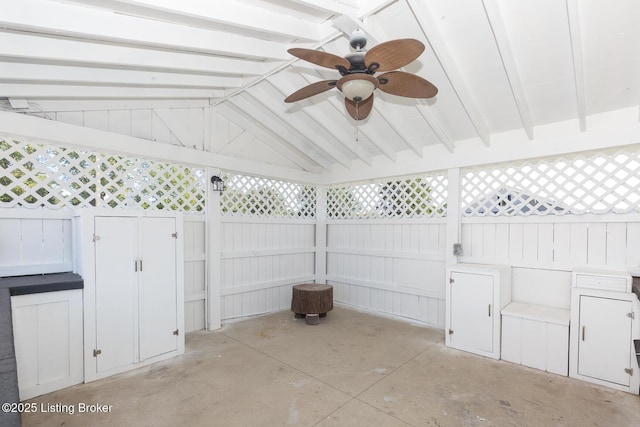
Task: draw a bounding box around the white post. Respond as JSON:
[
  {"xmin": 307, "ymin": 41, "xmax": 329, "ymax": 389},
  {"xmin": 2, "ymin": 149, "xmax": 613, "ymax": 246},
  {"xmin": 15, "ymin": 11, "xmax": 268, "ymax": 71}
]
[
  {"xmin": 206, "ymin": 167, "xmax": 222, "ymax": 330},
  {"xmin": 315, "ymin": 185, "xmax": 327, "ymax": 284},
  {"xmin": 445, "ymin": 167, "xmax": 462, "ymax": 267}
]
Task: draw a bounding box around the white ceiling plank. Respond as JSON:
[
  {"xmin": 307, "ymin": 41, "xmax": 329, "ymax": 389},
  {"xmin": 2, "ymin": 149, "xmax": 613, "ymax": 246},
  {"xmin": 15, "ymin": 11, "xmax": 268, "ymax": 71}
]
[
  {"xmin": 0, "ymin": 32, "xmax": 266, "ymax": 76},
  {"xmin": 407, "ymin": 0, "xmax": 491, "ymax": 147},
  {"xmin": 215, "ymin": 104, "xmax": 321, "ymax": 173},
  {"xmin": 0, "ymin": 62, "xmax": 243, "ymax": 89},
  {"xmin": 482, "ymin": 0, "xmax": 535, "ymax": 140},
  {"xmin": 228, "ymin": 95, "xmax": 335, "ymax": 171},
  {"xmin": 0, "ymin": 110, "xmax": 321, "ymax": 184},
  {"xmin": 0, "ymin": 84, "xmax": 222, "ymax": 99},
  {"xmin": 416, "ymin": 102, "xmax": 455, "ymax": 153},
  {"xmin": 246, "ymin": 85, "xmax": 354, "ymax": 168},
  {"xmin": 1, "ymin": 0, "xmax": 288, "ymax": 61},
  {"xmin": 68, "ymin": 0, "xmax": 320, "ymax": 42},
  {"xmin": 566, "ymin": 0, "xmax": 587, "ymax": 132},
  {"xmin": 286, "ymin": 0, "xmax": 359, "ymax": 16}
]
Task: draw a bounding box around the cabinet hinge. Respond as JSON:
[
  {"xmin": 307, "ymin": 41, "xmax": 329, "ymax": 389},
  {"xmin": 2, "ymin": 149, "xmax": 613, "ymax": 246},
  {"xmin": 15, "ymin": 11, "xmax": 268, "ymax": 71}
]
[
  {"xmin": 171, "ymin": 232, "xmax": 178, "ymax": 239},
  {"xmin": 93, "ymin": 349, "xmax": 102, "ymax": 357},
  {"xmin": 627, "ymin": 312, "xmax": 635, "ymax": 320},
  {"xmin": 625, "ymin": 368, "xmax": 633, "ymax": 375},
  {"xmin": 448, "ymin": 329, "xmax": 454, "ymax": 335},
  {"xmin": 449, "ymin": 277, "xmax": 455, "ymax": 284},
  {"xmin": 92, "ymin": 234, "xmax": 100, "ymax": 242},
  {"xmin": 173, "ymin": 329, "xmax": 179, "ymax": 336}
]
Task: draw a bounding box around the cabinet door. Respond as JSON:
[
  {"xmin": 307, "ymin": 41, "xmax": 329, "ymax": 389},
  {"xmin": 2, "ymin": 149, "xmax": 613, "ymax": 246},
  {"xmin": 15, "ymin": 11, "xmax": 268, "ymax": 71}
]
[
  {"xmin": 139, "ymin": 217, "xmax": 178, "ymax": 360},
  {"xmin": 578, "ymin": 296, "xmax": 632, "ymax": 386},
  {"xmin": 449, "ymin": 271, "xmax": 494, "ymax": 353},
  {"xmin": 94, "ymin": 216, "xmax": 138, "ymax": 372}
]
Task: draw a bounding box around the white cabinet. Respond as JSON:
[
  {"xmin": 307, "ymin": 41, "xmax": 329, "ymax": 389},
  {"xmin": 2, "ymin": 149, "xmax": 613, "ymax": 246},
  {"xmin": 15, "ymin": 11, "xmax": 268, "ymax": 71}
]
[
  {"xmin": 11, "ymin": 290, "xmax": 83, "ymax": 399},
  {"xmin": 446, "ymin": 264, "xmax": 511, "ymax": 360},
  {"xmin": 75, "ymin": 211, "xmax": 184, "ymax": 382},
  {"xmin": 570, "ymin": 268, "xmax": 640, "ymax": 393}
]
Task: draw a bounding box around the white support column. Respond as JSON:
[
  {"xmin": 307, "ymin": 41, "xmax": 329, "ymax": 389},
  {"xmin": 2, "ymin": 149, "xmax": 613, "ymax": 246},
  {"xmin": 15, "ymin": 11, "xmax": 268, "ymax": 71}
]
[
  {"xmin": 445, "ymin": 167, "xmax": 462, "ymax": 266},
  {"xmin": 207, "ymin": 168, "xmax": 222, "ymax": 330},
  {"xmin": 315, "ymin": 185, "xmax": 327, "ymax": 284}
]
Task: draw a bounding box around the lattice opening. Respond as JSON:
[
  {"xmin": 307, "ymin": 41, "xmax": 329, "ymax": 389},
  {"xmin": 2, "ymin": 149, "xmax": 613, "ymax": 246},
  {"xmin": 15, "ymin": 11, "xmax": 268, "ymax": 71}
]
[
  {"xmin": 327, "ymin": 173, "xmax": 448, "ymax": 219},
  {"xmin": 221, "ymin": 174, "xmax": 316, "ymax": 219},
  {"xmin": 0, "ymin": 138, "xmax": 206, "ymax": 212},
  {"xmin": 462, "ymin": 147, "xmax": 640, "ymax": 216}
]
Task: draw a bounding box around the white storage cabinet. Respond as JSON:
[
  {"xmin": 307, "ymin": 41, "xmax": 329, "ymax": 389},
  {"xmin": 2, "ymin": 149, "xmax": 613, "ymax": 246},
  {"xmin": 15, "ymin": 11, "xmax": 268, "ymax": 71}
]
[
  {"xmin": 569, "ymin": 268, "xmax": 640, "ymax": 394},
  {"xmin": 501, "ymin": 302, "xmax": 570, "ymax": 376},
  {"xmin": 446, "ymin": 264, "xmax": 511, "ymax": 360},
  {"xmin": 11, "ymin": 290, "xmax": 83, "ymax": 399},
  {"xmin": 75, "ymin": 210, "xmax": 185, "ymax": 382}
]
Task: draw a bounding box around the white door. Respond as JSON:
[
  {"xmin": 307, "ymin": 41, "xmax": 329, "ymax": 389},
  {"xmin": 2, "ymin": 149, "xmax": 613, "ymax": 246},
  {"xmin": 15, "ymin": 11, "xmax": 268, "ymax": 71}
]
[
  {"xmin": 578, "ymin": 296, "xmax": 632, "ymax": 386},
  {"xmin": 94, "ymin": 216, "xmax": 138, "ymax": 373},
  {"xmin": 449, "ymin": 272, "xmax": 494, "ymax": 354},
  {"xmin": 138, "ymin": 217, "xmax": 178, "ymax": 360}
]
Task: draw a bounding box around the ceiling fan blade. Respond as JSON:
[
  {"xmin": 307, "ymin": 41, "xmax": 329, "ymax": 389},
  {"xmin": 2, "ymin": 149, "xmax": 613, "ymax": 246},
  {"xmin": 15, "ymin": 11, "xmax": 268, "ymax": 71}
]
[
  {"xmin": 288, "ymin": 48, "xmax": 351, "ymax": 70},
  {"xmin": 364, "ymin": 39, "xmax": 425, "ymax": 72},
  {"xmin": 284, "ymin": 80, "xmax": 337, "ymax": 103},
  {"xmin": 377, "ymin": 71, "xmax": 438, "ymax": 98},
  {"xmin": 345, "ymin": 95, "xmax": 374, "ymax": 121}
]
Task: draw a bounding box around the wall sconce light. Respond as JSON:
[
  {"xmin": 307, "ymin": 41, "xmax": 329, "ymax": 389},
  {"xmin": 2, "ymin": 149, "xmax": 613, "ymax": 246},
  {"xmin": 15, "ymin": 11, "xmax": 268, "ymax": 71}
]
[{"xmin": 211, "ymin": 175, "xmax": 225, "ymax": 192}]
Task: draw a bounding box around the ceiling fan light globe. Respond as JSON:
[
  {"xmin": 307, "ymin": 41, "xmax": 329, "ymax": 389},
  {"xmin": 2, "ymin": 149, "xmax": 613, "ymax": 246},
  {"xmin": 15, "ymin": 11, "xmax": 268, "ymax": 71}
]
[{"xmin": 340, "ymin": 79, "xmax": 376, "ymax": 102}]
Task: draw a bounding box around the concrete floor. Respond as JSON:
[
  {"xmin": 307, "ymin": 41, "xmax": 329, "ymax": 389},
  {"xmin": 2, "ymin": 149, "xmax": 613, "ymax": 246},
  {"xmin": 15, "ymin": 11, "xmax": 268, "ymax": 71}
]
[{"xmin": 22, "ymin": 306, "xmax": 640, "ymax": 426}]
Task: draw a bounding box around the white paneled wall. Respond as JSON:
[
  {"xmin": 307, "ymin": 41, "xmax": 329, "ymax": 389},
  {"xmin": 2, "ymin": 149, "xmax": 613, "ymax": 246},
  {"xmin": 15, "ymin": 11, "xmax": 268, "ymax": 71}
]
[
  {"xmin": 0, "ymin": 210, "xmax": 73, "ymax": 276},
  {"xmin": 459, "ymin": 215, "xmax": 640, "ymax": 309},
  {"xmin": 183, "ymin": 216, "xmax": 206, "ymax": 332},
  {"xmin": 220, "ymin": 218, "xmax": 315, "ymax": 321},
  {"xmin": 326, "ymin": 220, "xmax": 447, "ymax": 328}
]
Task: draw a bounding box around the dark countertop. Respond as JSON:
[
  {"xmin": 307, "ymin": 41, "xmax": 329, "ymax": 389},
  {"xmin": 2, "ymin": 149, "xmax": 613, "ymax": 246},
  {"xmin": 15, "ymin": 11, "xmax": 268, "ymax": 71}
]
[{"xmin": 0, "ymin": 272, "xmax": 83, "ymax": 427}]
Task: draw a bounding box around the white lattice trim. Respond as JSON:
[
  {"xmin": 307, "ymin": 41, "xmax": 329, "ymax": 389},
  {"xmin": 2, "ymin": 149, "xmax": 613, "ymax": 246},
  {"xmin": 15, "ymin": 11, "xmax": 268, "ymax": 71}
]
[
  {"xmin": 220, "ymin": 174, "xmax": 316, "ymax": 219},
  {"xmin": 462, "ymin": 146, "xmax": 640, "ymax": 216},
  {"xmin": 0, "ymin": 138, "xmax": 206, "ymax": 212},
  {"xmin": 327, "ymin": 173, "xmax": 448, "ymax": 219}
]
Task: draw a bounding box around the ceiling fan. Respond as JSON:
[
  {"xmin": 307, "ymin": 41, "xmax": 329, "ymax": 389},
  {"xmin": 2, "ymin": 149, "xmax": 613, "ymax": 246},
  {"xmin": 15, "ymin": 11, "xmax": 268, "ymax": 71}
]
[{"xmin": 284, "ymin": 30, "xmax": 438, "ymax": 121}]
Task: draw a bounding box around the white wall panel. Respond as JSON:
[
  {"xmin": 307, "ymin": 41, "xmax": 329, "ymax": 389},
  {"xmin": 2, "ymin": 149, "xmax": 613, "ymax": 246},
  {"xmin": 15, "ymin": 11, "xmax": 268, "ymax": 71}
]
[
  {"xmin": 326, "ymin": 220, "xmax": 447, "ymax": 328},
  {"xmin": 184, "ymin": 216, "xmax": 206, "ymax": 332},
  {"xmin": 460, "ymin": 216, "xmax": 640, "ymax": 309},
  {"xmin": 220, "ymin": 219, "xmax": 315, "ymax": 321}
]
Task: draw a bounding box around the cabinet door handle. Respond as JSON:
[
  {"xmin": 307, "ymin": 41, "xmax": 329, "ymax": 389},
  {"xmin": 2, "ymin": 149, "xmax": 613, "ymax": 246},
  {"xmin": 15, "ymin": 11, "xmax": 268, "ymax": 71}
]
[
  {"xmin": 488, "ymin": 304, "xmax": 491, "ymax": 317},
  {"xmin": 139, "ymin": 259, "xmax": 143, "ymax": 272},
  {"xmin": 582, "ymin": 326, "xmax": 585, "ymax": 341},
  {"xmin": 134, "ymin": 259, "xmax": 138, "ymax": 272}
]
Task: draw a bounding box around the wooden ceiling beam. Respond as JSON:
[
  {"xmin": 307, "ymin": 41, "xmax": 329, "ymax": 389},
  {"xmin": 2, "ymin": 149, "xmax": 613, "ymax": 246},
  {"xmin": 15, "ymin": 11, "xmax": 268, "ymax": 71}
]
[
  {"xmin": 407, "ymin": 0, "xmax": 491, "ymax": 147},
  {"xmin": 0, "ymin": 83, "xmax": 223, "ymax": 99},
  {"xmin": 0, "ymin": 31, "xmax": 266, "ymax": 76},
  {"xmin": 482, "ymin": 0, "xmax": 535, "ymax": 140},
  {"xmin": 566, "ymin": 0, "xmax": 587, "ymax": 132},
  {"xmin": 1, "ymin": 0, "xmax": 288, "ymax": 61}
]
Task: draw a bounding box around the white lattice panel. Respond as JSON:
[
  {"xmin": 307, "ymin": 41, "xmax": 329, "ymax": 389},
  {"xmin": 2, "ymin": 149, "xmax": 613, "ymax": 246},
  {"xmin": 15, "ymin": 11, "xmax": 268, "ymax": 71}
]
[
  {"xmin": 327, "ymin": 174, "xmax": 448, "ymax": 219},
  {"xmin": 462, "ymin": 147, "xmax": 640, "ymax": 216},
  {"xmin": 220, "ymin": 174, "xmax": 316, "ymax": 219},
  {"xmin": 0, "ymin": 138, "xmax": 206, "ymax": 212}
]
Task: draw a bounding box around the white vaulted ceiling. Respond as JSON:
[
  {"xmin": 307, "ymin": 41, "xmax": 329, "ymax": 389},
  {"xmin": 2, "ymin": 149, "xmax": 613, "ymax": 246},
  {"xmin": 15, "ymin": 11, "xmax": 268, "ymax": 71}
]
[{"xmin": 1, "ymin": 0, "xmax": 639, "ymax": 181}]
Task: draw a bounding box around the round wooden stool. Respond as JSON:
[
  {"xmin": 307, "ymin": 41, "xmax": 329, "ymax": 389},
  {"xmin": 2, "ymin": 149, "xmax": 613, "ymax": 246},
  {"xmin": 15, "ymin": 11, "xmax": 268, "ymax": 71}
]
[{"xmin": 291, "ymin": 283, "xmax": 333, "ymax": 323}]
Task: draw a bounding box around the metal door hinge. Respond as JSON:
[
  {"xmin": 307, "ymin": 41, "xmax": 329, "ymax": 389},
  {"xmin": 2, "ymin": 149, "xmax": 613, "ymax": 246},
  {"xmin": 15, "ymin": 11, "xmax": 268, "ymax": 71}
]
[
  {"xmin": 625, "ymin": 368, "xmax": 633, "ymax": 375},
  {"xmin": 628, "ymin": 312, "xmax": 635, "ymax": 319},
  {"xmin": 449, "ymin": 277, "xmax": 455, "ymax": 284},
  {"xmin": 448, "ymin": 329, "xmax": 454, "ymax": 335},
  {"xmin": 173, "ymin": 329, "xmax": 179, "ymax": 336},
  {"xmin": 93, "ymin": 349, "xmax": 102, "ymax": 357},
  {"xmin": 93, "ymin": 234, "xmax": 100, "ymax": 242},
  {"xmin": 171, "ymin": 232, "xmax": 178, "ymax": 239}
]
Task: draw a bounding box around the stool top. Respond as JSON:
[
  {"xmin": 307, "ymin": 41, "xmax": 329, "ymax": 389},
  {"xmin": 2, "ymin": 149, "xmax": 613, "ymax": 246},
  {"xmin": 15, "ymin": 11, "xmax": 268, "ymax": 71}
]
[{"xmin": 292, "ymin": 283, "xmax": 333, "ymax": 291}]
